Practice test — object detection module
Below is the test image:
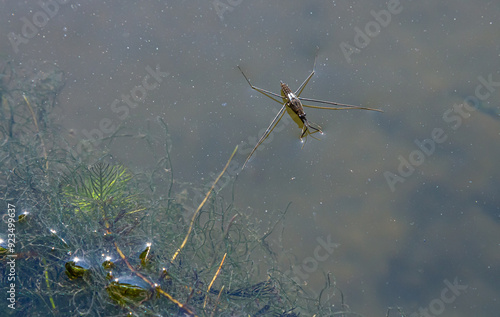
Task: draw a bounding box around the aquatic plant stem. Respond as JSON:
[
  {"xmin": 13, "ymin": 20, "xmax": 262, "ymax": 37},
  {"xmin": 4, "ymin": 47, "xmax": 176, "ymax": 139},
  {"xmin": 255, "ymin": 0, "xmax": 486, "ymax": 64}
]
[
  {"xmin": 170, "ymin": 146, "xmax": 238, "ymax": 264},
  {"xmin": 42, "ymin": 258, "xmax": 56, "ymax": 310},
  {"xmin": 158, "ymin": 117, "xmax": 175, "ymax": 211},
  {"xmin": 210, "ymin": 286, "xmax": 224, "ymax": 317},
  {"xmin": 204, "ymin": 252, "xmax": 226, "ymax": 309},
  {"xmin": 23, "ymin": 94, "xmax": 49, "ymax": 171}
]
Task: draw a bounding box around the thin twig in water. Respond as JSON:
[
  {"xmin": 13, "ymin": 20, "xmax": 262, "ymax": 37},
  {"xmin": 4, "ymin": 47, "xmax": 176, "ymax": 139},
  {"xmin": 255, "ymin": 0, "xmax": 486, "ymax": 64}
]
[
  {"xmin": 171, "ymin": 146, "xmax": 238, "ymax": 264},
  {"xmin": 204, "ymin": 252, "xmax": 227, "ymax": 308}
]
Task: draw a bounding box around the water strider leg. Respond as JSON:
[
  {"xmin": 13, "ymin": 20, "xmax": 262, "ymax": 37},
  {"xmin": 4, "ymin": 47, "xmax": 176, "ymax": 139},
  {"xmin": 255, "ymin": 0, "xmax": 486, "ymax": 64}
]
[
  {"xmin": 295, "ymin": 50, "xmax": 382, "ymax": 112},
  {"xmin": 241, "ymin": 104, "xmax": 286, "ymax": 170},
  {"xmin": 237, "ymin": 66, "xmax": 284, "ymax": 104},
  {"xmin": 295, "ymin": 48, "xmax": 320, "ymax": 97},
  {"xmin": 300, "ymin": 97, "xmax": 383, "ymax": 112}
]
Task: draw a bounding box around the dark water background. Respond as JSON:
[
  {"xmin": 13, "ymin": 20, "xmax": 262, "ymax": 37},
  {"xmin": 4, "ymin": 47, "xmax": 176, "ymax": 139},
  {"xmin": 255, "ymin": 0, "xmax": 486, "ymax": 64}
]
[{"xmin": 1, "ymin": 1, "xmax": 499, "ymax": 316}]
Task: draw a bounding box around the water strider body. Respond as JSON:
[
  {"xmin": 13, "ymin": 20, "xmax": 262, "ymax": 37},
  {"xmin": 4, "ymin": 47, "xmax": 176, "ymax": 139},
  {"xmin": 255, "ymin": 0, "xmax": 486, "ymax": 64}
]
[
  {"xmin": 238, "ymin": 58, "xmax": 383, "ymax": 170},
  {"xmin": 279, "ymin": 81, "xmax": 322, "ymax": 139}
]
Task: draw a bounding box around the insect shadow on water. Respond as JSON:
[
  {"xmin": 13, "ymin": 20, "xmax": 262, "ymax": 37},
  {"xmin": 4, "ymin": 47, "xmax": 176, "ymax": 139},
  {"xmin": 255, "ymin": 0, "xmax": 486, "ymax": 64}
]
[{"xmin": 238, "ymin": 55, "xmax": 383, "ymax": 170}]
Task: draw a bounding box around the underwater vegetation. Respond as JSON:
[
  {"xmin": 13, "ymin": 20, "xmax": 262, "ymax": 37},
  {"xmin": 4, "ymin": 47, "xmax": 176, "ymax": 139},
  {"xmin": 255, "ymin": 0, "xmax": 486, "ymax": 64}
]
[{"xmin": 0, "ymin": 60, "xmax": 384, "ymax": 316}]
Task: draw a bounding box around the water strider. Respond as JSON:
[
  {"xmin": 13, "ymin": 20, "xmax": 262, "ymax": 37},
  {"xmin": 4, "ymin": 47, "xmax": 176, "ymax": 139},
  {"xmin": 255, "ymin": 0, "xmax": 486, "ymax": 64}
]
[{"xmin": 238, "ymin": 57, "xmax": 383, "ymax": 170}]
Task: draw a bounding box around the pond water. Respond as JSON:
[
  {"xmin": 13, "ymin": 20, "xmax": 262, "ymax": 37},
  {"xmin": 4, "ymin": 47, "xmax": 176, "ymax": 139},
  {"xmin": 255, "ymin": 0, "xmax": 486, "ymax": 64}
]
[{"xmin": 0, "ymin": 1, "xmax": 499, "ymax": 316}]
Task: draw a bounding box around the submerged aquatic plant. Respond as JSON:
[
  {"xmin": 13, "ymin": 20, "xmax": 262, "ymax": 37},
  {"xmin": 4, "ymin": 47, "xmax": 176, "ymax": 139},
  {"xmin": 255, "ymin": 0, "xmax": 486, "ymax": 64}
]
[
  {"xmin": 62, "ymin": 163, "xmax": 133, "ymax": 213},
  {"xmin": 61, "ymin": 162, "xmax": 144, "ymax": 241}
]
